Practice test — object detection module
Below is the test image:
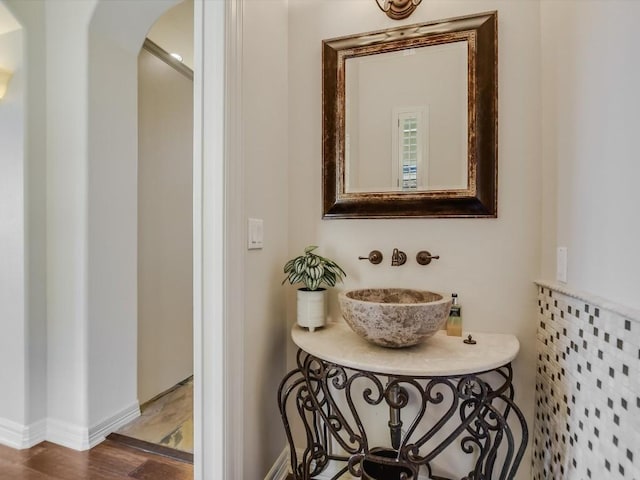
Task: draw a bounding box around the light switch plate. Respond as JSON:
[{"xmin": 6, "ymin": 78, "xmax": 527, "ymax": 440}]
[
  {"xmin": 248, "ymin": 218, "xmax": 263, "ymax": 250},
  {"xmin": 556, "ymin": 246, "xmax": 567, "ymax": 283}
]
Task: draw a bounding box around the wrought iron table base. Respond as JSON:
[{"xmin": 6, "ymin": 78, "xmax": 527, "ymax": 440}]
[{"xmin": 278, "ymin": 349, "xmax": 527, "ymax": 480}]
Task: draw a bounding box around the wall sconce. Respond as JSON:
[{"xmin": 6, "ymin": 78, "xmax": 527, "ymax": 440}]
[
  {"xmin": 375, "ymin": 0, "xmax": 423, "ymax": 20},
  {"xmin": 0, "ymin": 68, "xmax": 13, "ymax": 101}
]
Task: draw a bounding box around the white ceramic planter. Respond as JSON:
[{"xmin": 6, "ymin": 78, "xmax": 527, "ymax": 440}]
[{"xmin": 297, "ymin": 288, "xmax": 327, "ymax": 332}]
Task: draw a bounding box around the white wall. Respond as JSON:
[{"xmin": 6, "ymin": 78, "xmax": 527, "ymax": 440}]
[
  {"xmin": 44, "ymin": 0, "xmax": 97, "ymax": 445},
  {"xmin": 241, "ymin": 0, "xmax": 289, "ymax": 476},
  {"xmin": 540, "ymin": 0, "xmax": 640, "ymax": 310},
  {"xmin": 138, "ymin": 47, "xmax": 193, "ymax": 404},
  {"xmin": 0, "ymin": 20, "xmax": 27, "ymax": 443},
  {"xmin": 86, "ymin": 28, "xmax": 139, "ymax": 434},
  {"xmin": 1, "ymin": 0, "xmax": 49, "ymax": 448},
  {"xmin": 288, "ymin": 2, "xmax": 541, "ymax": 478},
  {"xmin": 0, "ymin": 0, "xmax": 184, "ymax": 449},
  {"xmin": 14, "ymin": 0, "xmax": 47, "ymax": 435},
  {"xmin": 11, "ymin": 0, "xmax": 48, "ymax": 436},
  {"xmin": 0, "ymin": 0, "xmax": 227, "ymax": 465},
  {"xmin": 86, "ymin": 0, "xmax": 183, "ymax": 437}
]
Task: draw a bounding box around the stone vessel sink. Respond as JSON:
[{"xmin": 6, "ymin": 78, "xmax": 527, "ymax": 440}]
[{"xmin": 338, "ymin": 288, "xmax": 452, "ymax": 348}]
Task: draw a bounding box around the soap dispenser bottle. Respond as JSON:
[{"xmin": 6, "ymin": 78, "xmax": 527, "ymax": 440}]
[{"xmin": 447, "ymin": 293, "xmax": 462, "ymax": 337}]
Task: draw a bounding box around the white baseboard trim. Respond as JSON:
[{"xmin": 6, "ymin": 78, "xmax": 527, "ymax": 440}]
[
  {"xmin": 265, "ymin": 446, "xmax": 290, "ymax": 480},
  {"xmin": 46, "ymin": 402, "xmax": 140, "ymax": 451},
  {"xmin": 88, "ymin": 401, "xmax": 140, "ymax": 448},
  {"xmin": 0, "ymin": 417, "xmax": 47, "ymax": 449},
  {"xmin": 24, "ymin": 419, "xmax": 47, "ymax": 447},
  {"xmin": 0, "ymin": 418, "xmax": 24, "ymax": 449},
  {"xmin": 47, "ymin": 418, "xmax": 91, "ymax": 451}
]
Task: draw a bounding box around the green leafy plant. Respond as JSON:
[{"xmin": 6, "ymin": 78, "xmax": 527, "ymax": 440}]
[{"xmin": 282, "ymin": 245, "xmax": 346, "ymax": 291}]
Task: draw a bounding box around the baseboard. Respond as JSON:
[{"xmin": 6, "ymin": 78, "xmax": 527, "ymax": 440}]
[
  {"xmin": 264, "ymin": 446, "xmax": 290, "ymax": 480},
  {"xmin": 46, "ymin": 402, "xmax": 140, "ymax": 451},
  {"xmin": 88, "ymin": 402, "xmax": 140, "ymax": 448},
  {"xmin": 23, "ymin": 419, "xmax": 47, "ymax": 447},
  {"xmin": 46, "ymin": 418, "xmax": 91, "ymax": 450},
  {"xmin": 0, "ymin": 417, "xmax": 46, "ymax": 449}
]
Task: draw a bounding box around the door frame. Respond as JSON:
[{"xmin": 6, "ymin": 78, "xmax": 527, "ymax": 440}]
[{"xmin": 193, "ymin": 0, "xmax": 244, "ymax": 478}]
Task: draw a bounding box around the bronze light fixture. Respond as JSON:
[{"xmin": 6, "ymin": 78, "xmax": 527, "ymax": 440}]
[{"xmin": 375, "ymin": 0, "xmax": 423, "ymax": 20}]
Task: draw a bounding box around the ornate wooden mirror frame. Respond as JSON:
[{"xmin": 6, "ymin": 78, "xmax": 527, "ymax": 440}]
[{"xmin": 322, "ymin": 11, "xmax": 498, "ymax": 218}]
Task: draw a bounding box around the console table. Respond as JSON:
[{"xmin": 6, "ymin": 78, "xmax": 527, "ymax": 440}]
[{"xmin": 277, "ymin": 323, "xmax": 528, "ymax": 480}]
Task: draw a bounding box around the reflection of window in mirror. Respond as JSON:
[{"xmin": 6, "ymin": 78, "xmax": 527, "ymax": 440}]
[{"xmin": 391, "ymin": 106, "xmax": 428, "ymax": 191}]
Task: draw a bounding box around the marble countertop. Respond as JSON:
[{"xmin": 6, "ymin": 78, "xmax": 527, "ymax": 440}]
[{"xmin": 291, "ymin": 322, "xmax": 520, "ymax": 377}]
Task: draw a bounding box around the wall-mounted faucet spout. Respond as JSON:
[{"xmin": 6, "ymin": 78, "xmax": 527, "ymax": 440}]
[{"xmin": 391, "ymin": 248, "xmax": 407, "ymax": 266}]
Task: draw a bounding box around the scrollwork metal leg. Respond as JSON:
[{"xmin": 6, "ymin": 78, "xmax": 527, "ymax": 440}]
[
  {"xmin": 458, "ymin": 365, "xmax": 529, "ymax": 480},
  {"xmin": 278, "ymin": 350, "xmax": 528, "ymax": 480},
  {"xmin": 278, "ymin": 352, "xmax": 333, "ymax": 479}
]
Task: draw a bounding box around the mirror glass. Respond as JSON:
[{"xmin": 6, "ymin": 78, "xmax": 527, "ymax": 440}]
[
  {"xmin": 322, "ymin": 11, "xmax": 497, "ymax": 218},
  {"xmin": 345, "ymin": 41, "xmax": 468, "ymax": 193}
]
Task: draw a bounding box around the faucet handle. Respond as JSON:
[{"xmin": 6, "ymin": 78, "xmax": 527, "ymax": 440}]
[
  {"xmin": 416, "ymin": 250, "xmax": 440, "ymax": 265},
  {"xmin": 358, "ymin": 250, "xmax": 383, "ymax": 264}
]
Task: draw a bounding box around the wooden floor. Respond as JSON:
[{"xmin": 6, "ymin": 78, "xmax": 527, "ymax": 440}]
[{"xmin": 0, "ymin": 440, "xmax": 193, "ymax": 480}]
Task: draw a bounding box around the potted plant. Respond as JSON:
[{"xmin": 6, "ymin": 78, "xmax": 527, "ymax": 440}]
[{"xmin": 283, "ymin": 245, "xmax": 346, "ymax": 332}]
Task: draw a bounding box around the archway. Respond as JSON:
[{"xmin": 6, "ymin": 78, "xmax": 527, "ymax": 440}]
[
  {"xmin": 0, "ymin": 1, "xmax": 236, "ymax": 476},
  {"xmin": 86, "ymin": 1, "xmax": 233, "ymax": 478},
  {"xmin": 86, "ymin": 0, "xmax": 183, "ymax": 432},
  {"xmin": 119, "ymin": 0, "xmax": 195, "ymax": 454}
]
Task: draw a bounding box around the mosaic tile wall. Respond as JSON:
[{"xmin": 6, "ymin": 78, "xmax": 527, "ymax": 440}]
[{"xmin": 533, "ymin": 285, "xmax": 640, "ymax": 480}]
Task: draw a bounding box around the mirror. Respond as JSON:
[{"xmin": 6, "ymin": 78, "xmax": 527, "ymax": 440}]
[
  {"xmin": 322, "ymin": 11, "xmax": 497, "ymax": 218},
  {"xmin": 345, "ymin": 41, "xmax": 468, "ymax": 194}
]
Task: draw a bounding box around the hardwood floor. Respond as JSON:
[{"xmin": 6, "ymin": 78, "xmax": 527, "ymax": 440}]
[{"xmin": 0, "ymin": 440, "xmax": 193, "ymax": 480}]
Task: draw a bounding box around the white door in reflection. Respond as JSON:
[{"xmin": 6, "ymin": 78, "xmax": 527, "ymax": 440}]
[{"xmin": 392, "ymin": 106, "xmax": 428, "ymax": 191}]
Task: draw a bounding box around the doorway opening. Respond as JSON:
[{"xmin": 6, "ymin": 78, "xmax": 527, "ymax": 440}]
[{"xmin": 111, "ymin": 0, "xmax": 195, "ymax": 463}]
